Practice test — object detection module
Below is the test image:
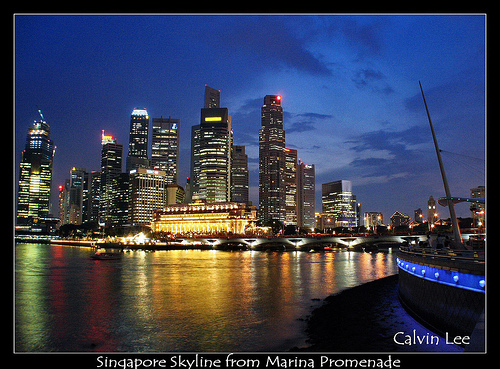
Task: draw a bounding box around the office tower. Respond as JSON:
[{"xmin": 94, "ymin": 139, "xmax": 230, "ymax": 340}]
[
  {"xmin": 427, "ymin": 195, "xmax": 437, "ymax": 225},
  {"xmin": 128, "ymin": 168, "xmax": 166, "ymax": 226},
  {"xmin": 17, "ymin": 110, "xmax": 55, "ymax": 227},
  {"xmin": 231, "ymin": 145, "xmax": 249, "ymax": 204},
  {"xmin": 68, "ymin": 167, "xmax": 86, "ymax": 224},
  {"xmin": 58, "ymin": 180, "xmax": 70, "ymax": 227},
  {"xmin": 110, "ymin": 172, "xmax": 130, "ymax": 226},
  {"xmin": 166, "ymin": 183, "xmax": 186, "ymax": 205},
  {"xmin": 190, "ymin": 124, "xmax": 201, "ymax": 200},
  {"xmin": 259, "ymin": 95, "xmax": 286, "ymax": 223},
  {"xmin": 85, "ymin": 171, "xmax": 101, "ymax": 223},
  {"xmin": 204, "ymin": 85, "xmax": 221, "ymax": 109},
  {"xmin": 151, "ymin": 116, "xmax": 180, "ymax": 184},
  {"xmin": 298, "ymin": 160, "xmax": 316, "ymax": 228},
  {"xmin": 99, "ymin": 130, "xmax": 123, "ymax": 226},
  {"xmin": 126, "ymin": 108, "xmax": 150, "ymax": 173},
  {"xmin": 322, "ymin": 180, "xmax": 358, "ymax": 228},
  {"xmin": 191, "ymin": 86, "xmax": 231, "ymax": 203},
  {"xmin": 285, "ymin": 148, "xmax": 298, "ymax": 225},
  {"xmin": 199, "ymin": 107, "xmax": 232, "ymax": 202}
]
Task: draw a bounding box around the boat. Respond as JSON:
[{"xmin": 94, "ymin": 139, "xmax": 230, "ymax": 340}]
[
  {"xmin": 397, "ymin": 83, "xmax": 485, "ymax": 350},
  {"xmin": 91, "ymin": 251, "xmax": 121, "ymax": 260}
]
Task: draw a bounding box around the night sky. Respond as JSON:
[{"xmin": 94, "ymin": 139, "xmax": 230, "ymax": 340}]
[{"xmin": 15, "ymin": 14, "xmax": 486, "ymax": 221}]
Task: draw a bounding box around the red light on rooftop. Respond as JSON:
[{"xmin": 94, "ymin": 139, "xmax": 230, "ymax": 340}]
[{"xmin": 277, "ymin": 95, "xmax": 281, "ymax": 100}]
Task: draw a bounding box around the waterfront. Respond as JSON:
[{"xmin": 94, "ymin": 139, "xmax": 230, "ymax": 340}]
[{"xmin": 15, "ymin": 243, "xmax": 397, "ymax": 352}]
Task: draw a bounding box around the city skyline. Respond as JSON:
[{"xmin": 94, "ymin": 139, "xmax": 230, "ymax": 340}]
[{"xmin": 15, "ymin": 14, "xmax": 486, "ymax": 220}]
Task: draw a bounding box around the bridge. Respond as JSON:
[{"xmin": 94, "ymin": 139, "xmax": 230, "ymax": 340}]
[{"xmin": 169, "ymin": 234, "xmax": 428, "ymax": 251}]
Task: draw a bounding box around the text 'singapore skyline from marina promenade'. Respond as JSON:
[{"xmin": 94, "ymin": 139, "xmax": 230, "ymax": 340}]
[{"xmin": 15, "ymin": 14, "xmax": 486, "ymax": 220}]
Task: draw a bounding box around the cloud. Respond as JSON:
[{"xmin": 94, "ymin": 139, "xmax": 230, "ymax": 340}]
[
  {"xmin": 352, "ymin": 68, "xmax": 394, "ymax": 95},
  {"xmin": 285, "ymin": 111, "xmax": 333, "ymax": 133},
  {"xmin": 223, "ymin": 17, "xmax": 332, "ymax": 76}
]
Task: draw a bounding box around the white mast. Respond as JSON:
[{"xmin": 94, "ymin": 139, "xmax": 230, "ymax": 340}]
[{"xmin": 419, "ymin": 81, "xmax": 463, "ymax": 248}]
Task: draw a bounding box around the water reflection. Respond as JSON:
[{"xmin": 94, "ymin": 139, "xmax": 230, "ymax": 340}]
[{"xmin": 16, "ymin": 245, "xmax": 398, "ymax": 352}]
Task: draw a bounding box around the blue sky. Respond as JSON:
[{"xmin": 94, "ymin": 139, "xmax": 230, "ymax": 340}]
[{"xmin": 15, "ymin": 14, "xmax": 486, "ymax": 221}]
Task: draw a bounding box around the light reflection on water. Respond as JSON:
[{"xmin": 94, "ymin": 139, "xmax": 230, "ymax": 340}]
[{"xmin": 15, "ymin": 244, "xmax": 397, "ymax": 352}]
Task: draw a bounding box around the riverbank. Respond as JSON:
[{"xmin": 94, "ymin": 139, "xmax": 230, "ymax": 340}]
[{"xmin": 293, "ymin": 274, "xmax": 463, "ymax": 352}]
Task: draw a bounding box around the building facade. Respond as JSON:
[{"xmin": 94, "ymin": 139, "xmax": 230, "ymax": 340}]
[
  {"xmin": 298, "ymin": 161, "xmax": 316, "ymax": 229},
  {"xmin": 126, "ymin": 108, "xmax": 150, "ymax": 173},
  {"xmin": 99, "ymin": 131, "xmax": 123, "ymax": 226},
  {"xmin": 470, "ymin": 185, "xmax": 485, "ymax": 228},
  {"xmin": 151, "ymin": 200, "xmax": 257, "ymax": 236},
  {"xmin": 231, "ymin": 145, "xmax": 249, "ymax": 204},
  {"xmin": 17, "ymin": 110, "xmax": 55, "ymax": 228},
  {"xmin": 128, "ymin": 168, "xmax": 167, "ymax": 226},
  {"xmin": 259, "ymin": 95, "xmax": 286, "ymax": 223},
  {"xmin": 322, "ymin": 180, "xmax": 358, "ymax": 228},
  {"xmin": 285, "ymin": 148, "xmax": 298, "ymax": 225},
  {"xmin": 151, "ymin": 116, "xmax": 180, "ymax": 184}
]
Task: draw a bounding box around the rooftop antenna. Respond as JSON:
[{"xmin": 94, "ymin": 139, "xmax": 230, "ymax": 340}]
[
  {"xmin": 36, "ymin": 105, "xmax": 45, "ymax": 121},
  {"xmin": 419, "ymin": 81, "xmax": 463, "ymax": 248}
]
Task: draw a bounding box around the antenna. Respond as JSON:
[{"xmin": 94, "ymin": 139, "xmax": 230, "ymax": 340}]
[{"xmin": 36, "ymin": 106, "xmax": 45, "ymax": 121}]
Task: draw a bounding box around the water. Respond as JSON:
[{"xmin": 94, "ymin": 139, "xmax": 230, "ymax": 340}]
[{"xmin": 15, "ymin": 243, "xmax": 397, "ymax": 352}]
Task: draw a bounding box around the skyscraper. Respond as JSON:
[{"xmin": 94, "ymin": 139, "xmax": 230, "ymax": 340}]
[
  {"xmin": 285, "ymin": 148, "xmax": 298, "ymax": 225},
  {"xmin": 126, "ymin": 108, "xmax": 150, "ymax": 173},
  {"xmin": 128, "ymin": 168, "xmax": 166, "ymax": 226},
  {"xmin": 231, "ymin": 145, "xmax": 249, "ymax": 204},
  {"xmin": 259, "ymin": 95, "xmax": 286, "ymax": 223},
  {"xmin": 151, "ymin": 116, "xmax": 180, "ymax": 184},
  {"xmin": 322, "ymin": 180, "xmax": 358, "ymax": 228},
  {"xmin": 191, "ymin": 86, "xmax": 232, "ymax": 203},
  {"xmin": 99, "ymin": 130, "xmax": 123, "ymax": 226},
  {"xmin": 17, "ymin": 110, "xmax": 55, "ymax": 228},
  {"xmin": 298, "ymin": 160, "xmax": 316, "ymax": 229}
]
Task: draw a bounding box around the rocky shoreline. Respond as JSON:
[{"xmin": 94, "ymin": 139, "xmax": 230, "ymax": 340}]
[{"xmin": 292, "ymin": 274, "xmax": 462, "ymax": 352}]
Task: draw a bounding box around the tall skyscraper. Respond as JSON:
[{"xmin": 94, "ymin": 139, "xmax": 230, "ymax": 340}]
[
  {"xmin": 298, "ymin": 160, "xmax": 316, "ymax": 229},
  {"xmin": 199, "ymin": 107, "xmax": 232, "ymax": 202},
  {"xmin": 151, "ymin": 116, "xmax": 180, "ymax": 184},
  {"xmin": 285, "ymin": 148, "xmax": 298, "ymax": 225},
  {"xmin": 231, "ymin": 145, "xmax": 249, "ymax": 204},
  {"xmin": 322, "ymin": 180, "xmax": 358, "ymax": 228},
  {"xmin": 17, "ymin": 110, "xmax": 55, "ymax": 228},
  {"xmin": 126, "ymin": 108, "xmax": 150, "ymax": 173},
  {"xmin": 99, "ymin": 130, "xmax": 123, "ymax": 226},
  {"xmin": 259, "ymin": 95, "xmax": 286, "ymax": 223},
  {"xmin": 191, "ymin": 86, "xmax": 232, "ymax": 203}
]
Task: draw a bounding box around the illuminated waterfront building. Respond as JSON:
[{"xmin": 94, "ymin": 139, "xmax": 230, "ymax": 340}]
[
  {"xmin": 322, "ymin": 180, "xmax": 358, "ymax": 228},
  {"xmin": 151, "ymin": 200, "xmax": 257, "ymax": 236},
  {"xmin": 427, "ymin": 195, "xmax": 437, "ymax": 225},
  {"xmin": 364, "ymin": 212, "xmax": 383, "ymax": 231},
  {"xmin": 470, "ymin": 185, "xmax": 485, "ymax": 228},
  {"xmin": 151, "ymin": 116, "xmax": 180, "ymax": 184},
  {"xmin": 297, "ymin": 160, "xmax": 315, "ymax": 229},
  {"xmin": 259, "ymin": 95, "xmax": 286, "ymax": 223},
  {"xmin": 99, "ymin": 131, "xmax": 123, "ymax": 226},
  {"xmin": 166, "ymin": 183, "xmax": 185, "ymax": 205},
  {"xmin": 285, "ymin": 148, "xmax": 298, "ymax": 225},
  {"xmin": 128, "ymin": 168, "xmax": 166, "ymax": 226},
  {"xmin": 17, "ymin": 110, "xmax": 55, "ymax": 228},
  {"xmin": 126, "ymin": 108, "xmax": 150, "ymax": 172},
  {"xmin": 231, "ymin": 145, "xmax": 249, "ymax": 204},
  {"xmin": 390, "ymin": 211, "xmax": 410, "ymax": 228}
]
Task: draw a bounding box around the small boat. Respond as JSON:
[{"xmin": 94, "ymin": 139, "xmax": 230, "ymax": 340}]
[{"xmin": 91, "ymin": 251, "xmax": 120, "ymax": 260}]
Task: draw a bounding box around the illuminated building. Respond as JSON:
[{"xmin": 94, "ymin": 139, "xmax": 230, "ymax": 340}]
[
  {"xmin": 85, "ymin": 170, "xmax": 101, "ymax": 223},
  {"xmin": 364, "ymin": 212, "xmax": 383, "ymax": 231},
  {"xmin": 166, "ymin": 183, "xmax": 185, "ymax": 205},
  {"xmin": 68, "ymin": 167, "xmax": 86, "ymax": 224},
  {"xmin": 470, "ymin": 185, "xmax": 485, "ymax": 228},
  {"xmin": 151, "ymin": 116, "xmax": 180, "ymax": 184},
  {"xmin": 298, "ymin": 160, "xmax": 315, "ymax": 228},
  {"xmin": 17, "ymin": 109, "xmax": 55, "ymax": 228},
  {"xmin": 128, "ymin": 168, "xmax": 167, "ymax": 226},
  {"xmin": 151, "ymin": 200, "xmax": 257, "ymax": 236},
  {"xmin": 99, "ymin": 131, "xmax": 123, "ymax": 226},
  {"xmin": 427, "ymin": 195, "xmax": 437, "ymax": 225},
  {"xmin": 126, "ymin": 108, "xmax": 150, "ymax": 172},
  {"xmin": 322, "ymin": 180, "xmax": 358, "ymax": 228},
  {"xmin": 285, "ymin": 148, "xmax": 298, "ymax": 225},
  {"xmin": 390, "ymin": 211, "xmax": 410, "ymax": 228},
  {"xmin": 259, "ymin": 95, "xmax": 286, "ymax": 223},
  {"xmin": 192, "ymin": 85, "xmax": 232, "ymax": 203},
  {"xmin": 231, "ymin": 145, "xmax": 249, "ymax": 204}
]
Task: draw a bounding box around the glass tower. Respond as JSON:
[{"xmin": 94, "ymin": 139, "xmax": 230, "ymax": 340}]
[
  {"xmin": 17, "ymin": 110, "xmax": 55, "ymax": 226},
  {"xmin": 126, "ymin": 108, "xmax": 150, "ymax": 172},
  {"xmin": 259, "ymin": 95, "xmax": 286, "ymax": 223}
]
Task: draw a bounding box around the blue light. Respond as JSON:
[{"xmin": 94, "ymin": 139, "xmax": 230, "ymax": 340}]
[{"xmin": 397, "ymin": 257, "xmax": 485, "ymax": 294}]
